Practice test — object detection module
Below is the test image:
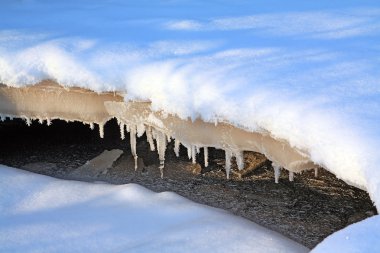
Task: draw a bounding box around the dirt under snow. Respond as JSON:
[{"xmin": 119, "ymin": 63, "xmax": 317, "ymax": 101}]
[{"xmin": 0, "ymin": 118, "xmax": 376, "ymax": 249}]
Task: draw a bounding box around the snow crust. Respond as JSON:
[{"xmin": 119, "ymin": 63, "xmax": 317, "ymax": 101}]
[{"xmin": 0, "ymin": 165, "xmax": 308, "ymax": 253}]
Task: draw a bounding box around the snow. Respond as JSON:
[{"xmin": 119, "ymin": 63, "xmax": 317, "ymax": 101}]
[
  {"xmin": 0, "ymin": 1, "xmax": 379, "ymax": 206},
  {"xmin": 0, "ymin": 1, "xmax": 380, "ymax": 251},
  {"xmin": 311, "ymin": 215, "xmax": 380, "ymax": 253},
  {"xmin": 0, "ymin": 165, "xmax": 308, "ymax": 253}
]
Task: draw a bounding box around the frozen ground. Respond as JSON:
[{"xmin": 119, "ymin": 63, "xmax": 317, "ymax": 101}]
[{"xmin": 0, "ymin": 165, "xmax": 308, "ymax": 253}]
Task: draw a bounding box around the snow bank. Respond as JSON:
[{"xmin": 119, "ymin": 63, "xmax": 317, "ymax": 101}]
[
  {"xmin": 0, "ymin": 165, "xmax": 308, "ymax": 253},
  {"xmin": 311, "ymin": 215, "xmax": 380, "ymax": 253}
]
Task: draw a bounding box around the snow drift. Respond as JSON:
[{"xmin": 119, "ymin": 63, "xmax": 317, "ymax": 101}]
[{"xmin": 0, "ymin": 165, "xmax": 308, "ymax": 253}]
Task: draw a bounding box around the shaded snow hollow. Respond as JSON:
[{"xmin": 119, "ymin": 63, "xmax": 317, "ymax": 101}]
[{"xmin": 0, "ymin": 165, "xmax": 308, "ymax": 253}]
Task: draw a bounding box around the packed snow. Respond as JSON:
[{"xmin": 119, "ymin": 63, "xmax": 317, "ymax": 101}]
[{"xmin": 0, "ymin": 165, "xmax": 308, "ymax": 253}]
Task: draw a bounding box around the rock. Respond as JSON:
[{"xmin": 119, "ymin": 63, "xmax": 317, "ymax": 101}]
[
  {"xmin": 69, "ymin": 149, "xmax": 123, "ymax": 180},
  {"xmin": 21, "ymin": 162, "xmax": 57, "ymax": 174}
]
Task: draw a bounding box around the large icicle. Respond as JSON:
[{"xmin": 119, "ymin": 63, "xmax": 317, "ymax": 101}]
[
  {"xmin": 146, "ymin": 126, "xmax": 155, "ymax": 151},
  {"xmin": 191, "ymin": 145, "xmax": 197, "ymax": 164},
  {"xmin": 174, "ymin": 139, "xmax": 180, "ymax": 157},
  {"xmin": 274, "ymin": 165, "xmax": 281, "ymax": 184},
  {"xmin": 157, "ymin": 131, "xmax": 167, "ymax": 178},
  {"xmin": 289, "ymin": 171, "xmax": 294, "ymax": 182},
  {"xmin": 136, "ymin": 123, "xmax": 145, "ymax": 137},
  {"xmin": 204, "ymin": 147, "xmax": 209, "ymax": 167},
  {"xmin": 130, "ymin": 125, "xmax": 138, "ymax": 170},
  {"xmin": 235, "ymin": 151, "xmax": 244, "ymax": 171},
  {"xmin": 225, "ymin": 150, "xmax": 232, "ymax": 179}
]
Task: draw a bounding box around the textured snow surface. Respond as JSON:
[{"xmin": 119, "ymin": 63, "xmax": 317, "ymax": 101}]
[
  {"xmin": 311, "ymin": 215, "xmax": 380, "ymax": 253},
  {"xmin": 0, "ymin": 165, "xmax": 308, "ymax": 253},
  {"xmin": 0, "ymin": 1, "xmax": 380, "ymax": 205}
]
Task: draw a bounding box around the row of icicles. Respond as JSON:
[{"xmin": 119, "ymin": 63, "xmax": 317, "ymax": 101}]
[
  {"xmin": 112, "ymin": 119, "xmax": 320, "ymax": 181},
  {"xmin": 13, "ymin": 116, "xmax": 319, "ymax": 181}
]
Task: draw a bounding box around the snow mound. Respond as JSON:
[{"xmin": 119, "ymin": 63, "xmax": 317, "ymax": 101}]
[
  {"xmin": 0, "ymin": 165, "xmax": 308, "ymax": 253},
  {"xmin": 311, "ymin": 215, "xmax": 380, "ymax": 253}
]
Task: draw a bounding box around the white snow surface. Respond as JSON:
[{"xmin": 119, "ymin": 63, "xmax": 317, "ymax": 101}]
[
  {"xmin": 311, "ymin": 214, "xmax": 380, "ymax": 253},
  {"xmin": 0, "ymin": 1, "xmax": 380, "ymax": 206},
  {"xmin": 0, "ymin": 165, "xmax": 308, "ymax": 253}
]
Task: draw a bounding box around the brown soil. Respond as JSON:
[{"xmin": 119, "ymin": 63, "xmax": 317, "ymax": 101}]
[{"xmin": 0, "ymin": 118, "xmax": 376, "ymax": 249}]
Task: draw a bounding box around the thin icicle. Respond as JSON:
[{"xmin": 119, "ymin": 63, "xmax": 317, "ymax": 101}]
[
  {"xmin": 126, "ymin": 124, "xmax": 130, "ymax": 133},
  {"xmin": 187, "ymin": 145, "xmax": 192, "ymax": 160},
  {"xmin": 235, "ymin": 151, "xmax": 244, "ymax": 171},
  {"xmin": 157, "ymin": 131, "xmax": 167, "ymax": 178},
  {"xmin": 225, "ymin": 150, "xmax": 232, "ymax": 179},
  {"xmin": 99, "ymin": 123, "xmax": 104, "ymax": 138},
  {"xmin": 289, "ymin": 171, "xmax": 294, "ymax": 182},
  {"xmin": 146, "ymin": 126, "xmax": 155, "ymax": 151},
  {"xmin": 204, "ymin": 147, "xmax": 209, "ymax": 167},
  {"xmin": 119, "ymin": 123, "xmax": 125, "ymax": 140},
  {"xmin": 314, "ymin": 168, "xmax": 319, "ymax": 177},
  {"xmin": 274, "ymin": 166, "xmax": 281, "ymax": 184},
  {"xmin": 89, "ymin": 122, "xmax": 94, "ymax": 130},
  {"xmin": 174, "ymin": 139, "xmax": 180, "ymax": 157},
  {"xmin": 196, "ymin": 146, "xmax": 200, "ymax": 154},
  {"xmin": 130, "ymin": 125, "xmax": 138, "ymax": 170},
  {"xmin": 46, "ymin": 118, "xmax": 52, "ymax": 126},
  {"xmin": 191, "ymin": 145, "xmax": 196, "ymax": 164},
  {"xmin": 25, "ymin": 117, "xmax": 31, "ymax": 126},
  {"xmin": 38, "ymin": 118, "xmax": 43, "ymax": 124}
]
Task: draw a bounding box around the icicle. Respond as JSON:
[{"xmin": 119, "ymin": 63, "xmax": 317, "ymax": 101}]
[
  {"xmin": 225, "ymin": 150, "xmax": 232, "ymax": 179},
  {"xmin": 196, "ymin": 146, "xmax": 200, "ymax": 154},
  {"xmin": 289, "ymin": 171, "xmax": 294, "ymax": 182},
  {"xmin": 187, "ymin": 145, "xmax": 192, "ymax": 160},
  {"xmin": 126, "ymin": 124, "xmax": 130, "ymax": 133},
  {"xmin": 157, "ymin": 131, "xmax": 167, "ymax": 178},
  {"xmin": 174, "ymin": 139, "xmax": 180, "ymax": 157},
  {"xmin": 274, "ymin": 166, "xmax": 281, "ymax": 184},
  {"xmin": 191, "ymin": 145, "xmax": 196, "ymax": 164},
  {"xmin": 119, "ymin": 123, "xmax": 125, "ymax": 140},
  {"xmin": 130, "ymin": 125, "xmax": 138, "ymax": 170},
  {"xmin": 89, "ymin": 122, "xmax": 94, "ymax": 130},
  {"xmin": 38, "ymin": 118, "xmax": 43, "ymax": 124},
  {"xmin": 46, "ymin": 118, "xmax": 52, "ymax": 126},
  {"xmin": 136, "ymin": 123, "xmax": 145, "ymax": 137},
  {"xmin": 167, "ymin": 134, "xmax": 172, "ymax": 143},
  {"xmin": 99, "ymin": 123, "xmax": 104, "ymax": 139},
  {"xmin": 25, "ymin": 117, "xmax": 31, "ymax": 126},
  {"xmin": 204, "ymin": 147, "xmax": 209, "ymax": 167},
  {"xmin": 314, "ymin": 168, "xmax": 319, "ymax": 177},
  {"xmin": 146, "ymin": 126, "xmax": 155, "ymax": 151},
  {"xmin": 235, "ymin": 151, "xmax": 244, "ymax": 171}
]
